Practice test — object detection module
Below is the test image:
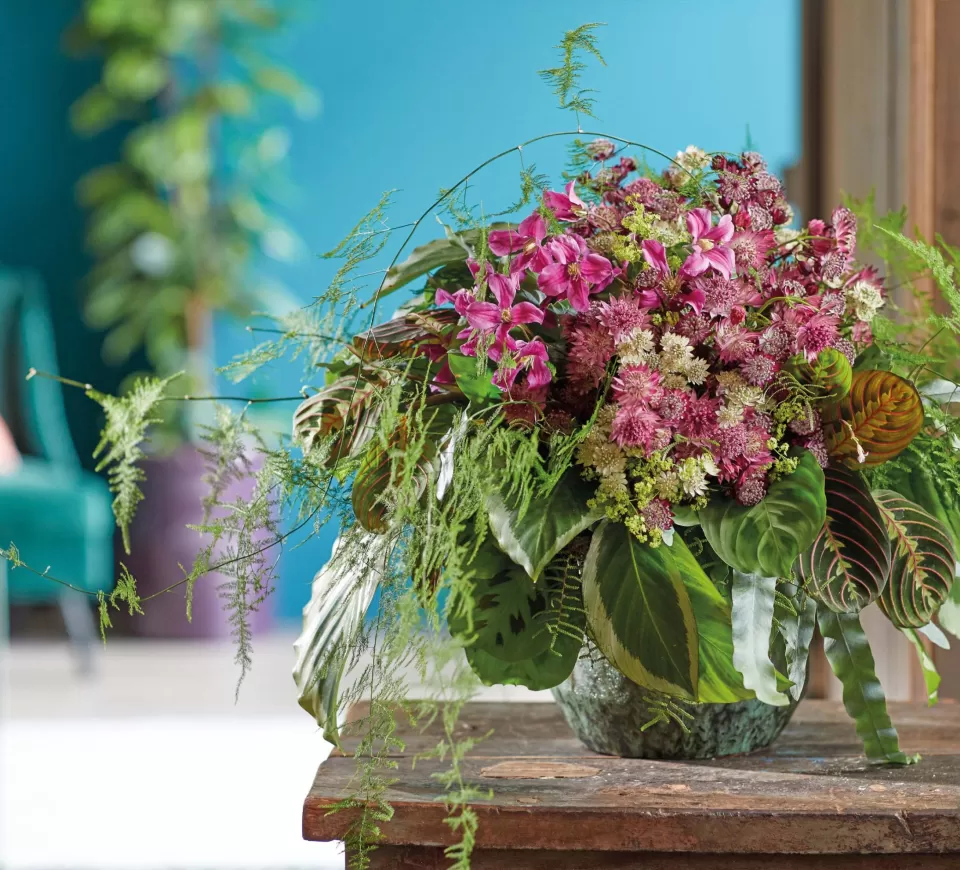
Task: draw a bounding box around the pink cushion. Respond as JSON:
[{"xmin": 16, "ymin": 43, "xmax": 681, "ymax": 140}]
[{"xmin": 0, "ymin": 415, "xmax": 20, "ymax": 474}]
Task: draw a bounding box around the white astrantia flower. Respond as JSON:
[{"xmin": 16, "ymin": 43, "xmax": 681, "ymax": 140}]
[
  {"xmin": 684, "ymin": 356, "xmax": 710, "ymax": 385},
  {"xmin": 774, "ymin": 226, "xmax": 802, "ymax": 250},
  {"xmin": 844, "ymin": 279, "xmax": 885, "ymax": 321},
  {"xmin": 617, "ymin": 328, "xmax": 657, "ymax": 366},
  {"xmin": 678, "ymin": 456, "xmax": 709, "ymax": 497},
  {"xmin": 675, "ymin": 144, "xmax": 711, "ymax": 172},
  {"xmin": 659, "ymin": 332, "xmax": 694, "ymax": 373},
  {"xmin": 717, "ymin": 404, "xmax": 744, "ymax": 429}
]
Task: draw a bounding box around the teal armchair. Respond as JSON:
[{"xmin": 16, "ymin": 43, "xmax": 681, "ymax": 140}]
[{"xmin": 0, "ymin": 268, "xmax": 114, "ymax": 670}]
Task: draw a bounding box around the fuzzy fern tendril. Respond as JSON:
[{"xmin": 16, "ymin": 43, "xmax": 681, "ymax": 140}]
[
  {"xmin": 88, "ymin": 374, "xmax": 179, "ymax": 554},
  {"xmin": 538, "ymin": 22, "xmax": 607, "ymax": 125}
]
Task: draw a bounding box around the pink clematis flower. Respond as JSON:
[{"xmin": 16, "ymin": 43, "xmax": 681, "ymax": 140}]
[
  {"xmin": 543, "ymin": 181, "xmax": 586, "ymax": 222},
  {"xmin": 493, "ymin": 337, "xmax": 552, "ymax": 391},
  {"xmin": 681, "ymin": 208, "xmax": 735, "ymax": 280},
  {"xmin": 538, "ymin": 234, "xmax": 616, "ymax": 311},
  {"xmin": 461, "ymin": 270, "xmax": 543, "ymax": 362},
  {"xmin": 488, "ymin": 213, "xmax": 552, "ymax": 274},
  {"xmin": 435, "ymin": 287, "xmax": 475, "ymax": 316},
  {"xmin": 641, "ymin": 239, "xmax": 670, "ymax": 275}
]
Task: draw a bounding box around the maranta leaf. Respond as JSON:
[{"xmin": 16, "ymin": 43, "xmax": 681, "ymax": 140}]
[
  {"xmin": 873, "ymin": 490, "xmax": 956, "ymax": 628},
  {"xmin": 823, "ymin": 369, "xmax": 923, "ymax": 468},
  {"xmin": 797, "ymin": 465, "xmax": 892, "ymax": 613}
]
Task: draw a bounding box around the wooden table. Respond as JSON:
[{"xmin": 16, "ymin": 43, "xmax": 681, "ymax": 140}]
[{"xmin": 303, "ymin": 701, "xmax": 960, "ymax": 868}]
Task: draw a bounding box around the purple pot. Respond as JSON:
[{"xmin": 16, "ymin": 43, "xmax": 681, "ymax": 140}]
[{"xmin": 124, "ymin": 444, "xmax": 275, "ymax": 639}]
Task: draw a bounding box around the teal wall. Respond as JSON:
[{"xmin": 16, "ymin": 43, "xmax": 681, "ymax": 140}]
[
  {"xmin": 211, "ymin": 0, "xmax": 804, "ymax": 623},
  {"xmin": 0, "ymin": 1, "xmax": 132, "ymax": 463},
  {"xmin": 0, "ymin": 1, "xmax": 802, "ymax": 626}
]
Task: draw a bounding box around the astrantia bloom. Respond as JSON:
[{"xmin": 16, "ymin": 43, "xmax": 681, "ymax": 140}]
[
  {"xmin": 612, "ymin": 364, "xmax": 663, "ymax": 409},
  {"xmin": 681, "ymin": 208, "xmax": 735, "ymax": 280}
]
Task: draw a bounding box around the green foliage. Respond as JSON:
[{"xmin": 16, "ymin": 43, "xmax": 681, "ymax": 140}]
[
  {"xmin": 538, "ymin": 23, "xmax": 606, "ymax": 121},
  {"xmin": 776, "ymin": 585, "xmax": 817, "ymax": 702},
  {"xmin": 583, "ymin": 521, "xmax": 699, "ymax": 699},
  {"xmin": 89, "ymin": 374, "xmax": 175, "ymax": 553},
  {"xmin": 486, "ymin": 466, "xmax": 601, "ymax": 581},
  {"xmin": 901, "ymin": 627, "xmax": 941, "ymax": 706},
  {"xmin": 96, "ymin": 563, "xmax": 143, "ymax": 641},
  {"xmin": 873, "ymin": 490, "xmax": 956, "ymax": 628},
  {"xmin": 700, "ymin": 450, "xmax": 826, "ymax": 579},
  {"xmin": 818, "ymin": 610, "xmax": 916, "ymax": 765},
  {"xmin": 730, "ymin": 571, "xmax": 789, "ymax": 706},
  {"xmin": 797, "ymin": 465, "xmax": 892, "ymax": 614}
]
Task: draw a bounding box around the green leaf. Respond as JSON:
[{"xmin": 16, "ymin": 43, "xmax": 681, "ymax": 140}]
[
  {"xmin": 777, "ymin": 589, "xmax": 817, "ymax": 702},
  {"xmin": 700, "ymin": 449, "xmax": 826, "ymax": 578},
  {"xmin": 447, "ymin": 352, "xmax": 500, "ymax": 403},
  {"xmin": 731, "ymin": 571, "xmax": 790, "ymax": 706},
  {"xmin": 582, "ymin": 521, "xmax": 699, "ymax": 699},
  {"xmin": 797, "ymin": 466, "xmax": 892, "ymax": 613},
  {"xmin": 293, "ymin": 532, "xmax": 387, "ymax": 746},
  {"xmin": 818, "ymin": 610, "xmax": 915, "ymax": 764},
  {"xmin": 460, "ymin": 545, "xmax": 585, "ymax": 690},
  {"xmin": 873, "ymin": 490, "xmax": 956, "ymax": 627},
  {"xmin": 685, "ymin": 554, "xmax": 753, "ymax": 704},
  {"xmin": 487, "ymin": 467, "xmax": 601, "ymax": 581},
  {"xmin": 379, "ymin": 225, "xmax": 511, "ymax": 300},
  {"xmin": 854, "ymin": 344, "xmax": 893, "ymax": 372},
  {"xmin": 901, "ymin": 627, "xmax": 940, "ymax": 706}
]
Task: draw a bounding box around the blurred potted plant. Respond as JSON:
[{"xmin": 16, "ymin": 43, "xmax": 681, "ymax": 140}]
[{"xmin": 67, "ymin": 0, "xmax": 316, "ymax": 636}]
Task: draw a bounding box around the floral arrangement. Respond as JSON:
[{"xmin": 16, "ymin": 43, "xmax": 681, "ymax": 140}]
[
  {"xmin": 288, "ymin": 132, "xmax": 960, "ymax": 774},
  {"xmin": 9, "ymin": 24, "xmax": 960, "ymax": 870}
]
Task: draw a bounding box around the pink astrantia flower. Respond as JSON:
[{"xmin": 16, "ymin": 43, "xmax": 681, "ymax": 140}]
[
  {"xmin": 538, "ymin": 235, "xmax": 616, "ymax": 311},
  {"xmin": 612, "ymin": 364, "xmax": 663, "ymax": 409},
  {"xmin": 543, "ymin": 181, "xmax": 586, "ymax": 222},
  {"xmin": 462, "ymin": 269, "xmax": 543, "ymax": 361},
  {"xmin": 681, "ymin": 208, "xmax": 735, "ymax": 280},
  {"xmin": 487, "ymin": 213, "xmax": 552, "ymax": 274}
]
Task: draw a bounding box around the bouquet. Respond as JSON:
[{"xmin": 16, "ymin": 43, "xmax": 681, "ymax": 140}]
[{"xmin": 292, "ymin": 138, "xmax": 960, "ymax": 770}]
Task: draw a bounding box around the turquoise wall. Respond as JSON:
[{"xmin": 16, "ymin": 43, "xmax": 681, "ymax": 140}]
[
  {"xmin": 0, "ymin": 1, "xmax": 132, "ymax": 463},
  {"xmin": 212, "ymin": 0, "xmax": 803, "ymax": 623}
]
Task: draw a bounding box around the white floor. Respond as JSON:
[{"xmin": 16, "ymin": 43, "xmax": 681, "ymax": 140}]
[{"xmin": 0, "ymin": 634, "xmax": 547, "ymax": 870}]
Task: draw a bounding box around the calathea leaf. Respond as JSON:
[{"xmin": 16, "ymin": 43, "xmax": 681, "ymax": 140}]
[
  {"xmin": 487, "ymin": 466, "xmax": 602, "ymax": 581},
  {"xmin": 699, "ymin": 449, "xmax": 826, "ymax": 579},
  {"xmin": 790, "ymin": 347, "xmax": 852, "ymax": 400},
  {"xmin": 823, "ymin": 370, "xmax": 924, "ymax": 468},
  {"xmin": 458, "ymin": 544, "xmax": 586, "ymax": 691},
  {"xmin": 873, "ymin": 490, "xmax": 956, "ymax": 628},
  {"xmin": 776, "ymin": 586, "xmax": 817, "ymax": 702},
  {"xmin": 582, "ymin": 521, "xmax": 699, "ymax": 699},
  {"xmin": 351, "ymin": 308, "xmax": 459, "ymax": 362},
  {"xmin": 901, "ymin": 627, "xmax": 941, "ymax": 706},
  {"xmin": 731, "ymin": 571, "xmax": 790, "ymax": 706},
  {"xmin": 379, "ymin": 223, "xmax": 513, "ymax": 299},
  {"xmin": 818, "ymin": 610, "xmax": 914, "ymax": 764},
  {"xmin": 293, "ymin": 532, "xmax": 390, "ymax": 746},
  {"xmin": 797, "ymin": 465, "xmax": 892, "ymax": 613},
  {"xmin": 352, "ymin": 402, "xmax": 458, "ymax": 532}
]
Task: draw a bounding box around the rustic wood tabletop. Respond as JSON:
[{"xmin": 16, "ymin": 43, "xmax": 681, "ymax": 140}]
[{"xmin": 303, "ymin": 700, "xmax": 960, "ymax": 869}]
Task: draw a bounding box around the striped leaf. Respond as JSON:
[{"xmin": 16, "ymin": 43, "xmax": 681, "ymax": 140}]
[
  {"xmin": 352, "ymin": 308, "xmax": 459, "ymax": 362},
  {"xmin": 818, "ymin": 610, "xmax": 914, "ymax": 764},
  {"xmin": 873, "ymin": 490, "xmax": 956, "ymax": 628},
  {"xmin": 293, "ymin": 370, "xmax": 389, "ymax": 464},
  {"xmin": 583, "ymin": 521, "xmax": 699, "ymax": 700},
  {"xmin": 700, "ymin": 449, "xmax": 826, "ymax": 579},
  {"xmin": 797, "ymin": 466, "xmax": 892, "ymax": 613},
  {"xmin": 731, "ymin": 571, "xmax": 790, "ymax": 706},
  {"xmin": 823, "ymin": 370, "xmax": 923, "ymax": 468},
  {"xmin": 791, "ymin": 347, "xmax": 853, "ymax": 400},
  {"xmin": 351, "ymin": 404, "xmax": 457, "ymax": 532}
]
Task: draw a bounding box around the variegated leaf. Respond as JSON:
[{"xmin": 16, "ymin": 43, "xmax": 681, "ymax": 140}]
[
  {"xmin": 873, "ymin": 490, "xmax": 956, "ymax": 628},
  {"xmin": 797, "ymin": 465, "xmax": 892, "ymax": 613},
  {"xmin": 823, "ymin": 370, "xmax": 923, "ymax": 468}
]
